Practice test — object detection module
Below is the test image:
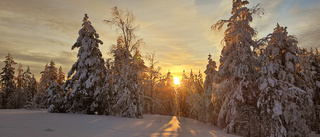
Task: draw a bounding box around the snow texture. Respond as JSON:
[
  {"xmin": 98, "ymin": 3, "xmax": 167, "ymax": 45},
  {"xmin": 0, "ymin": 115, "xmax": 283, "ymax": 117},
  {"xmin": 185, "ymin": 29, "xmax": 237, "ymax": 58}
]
[{"xmin": 0, "ymin": 109, "xmax": 241, "ymax": 137}]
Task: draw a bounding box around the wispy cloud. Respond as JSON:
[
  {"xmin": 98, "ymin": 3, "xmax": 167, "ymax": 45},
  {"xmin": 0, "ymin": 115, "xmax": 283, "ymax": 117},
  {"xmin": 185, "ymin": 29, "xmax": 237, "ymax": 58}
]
[
  {"xmin": 0, "ymin": 0, "xmax": 319, "ymax": 79},
  {"xmin": 288, "ymin": 2, "xmax": 320, "ymax": 49}
]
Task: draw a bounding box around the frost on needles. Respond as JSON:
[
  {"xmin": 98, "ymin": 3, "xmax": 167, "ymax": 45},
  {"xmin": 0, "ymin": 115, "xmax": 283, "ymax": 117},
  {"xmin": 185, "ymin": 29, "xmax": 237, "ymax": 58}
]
[{"xmin": 62, "ymin": 14, "xmax": 106, "ymax": 114}]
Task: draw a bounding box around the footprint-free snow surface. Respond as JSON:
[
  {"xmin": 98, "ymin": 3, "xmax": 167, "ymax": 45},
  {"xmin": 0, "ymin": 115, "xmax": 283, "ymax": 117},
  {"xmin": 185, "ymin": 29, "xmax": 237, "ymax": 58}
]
[
  {"xmin": 1, "ymin": 109, "xmax": 319, "ymax": 137},
  {"xmin": 0, "ymin": 109, "xmax": 239, "ymax": 137}
]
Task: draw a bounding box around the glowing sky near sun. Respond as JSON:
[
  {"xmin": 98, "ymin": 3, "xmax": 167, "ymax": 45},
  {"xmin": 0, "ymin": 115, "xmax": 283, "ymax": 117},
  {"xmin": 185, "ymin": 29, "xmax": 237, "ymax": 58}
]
[
  {"xmin": 0, "ymin": 0, "xmax": 319, "ymax": 79},
  {"xmin": 174, "ymin": 77, "xmax": 181, "ymax": 85}
]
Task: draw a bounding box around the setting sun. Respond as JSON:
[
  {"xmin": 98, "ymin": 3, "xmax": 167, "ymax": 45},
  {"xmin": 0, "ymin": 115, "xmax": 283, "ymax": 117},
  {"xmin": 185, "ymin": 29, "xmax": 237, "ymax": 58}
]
[{"xmin": 173, "ymin": 77, "xmax": 180, "ymax": 85}]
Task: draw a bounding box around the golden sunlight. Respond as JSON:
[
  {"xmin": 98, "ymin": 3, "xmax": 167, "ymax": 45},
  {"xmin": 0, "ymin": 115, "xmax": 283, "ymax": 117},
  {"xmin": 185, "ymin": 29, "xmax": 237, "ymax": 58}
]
[{"xmin": 173, "ymin": 77, "xmax": 180, "ymax": 85}]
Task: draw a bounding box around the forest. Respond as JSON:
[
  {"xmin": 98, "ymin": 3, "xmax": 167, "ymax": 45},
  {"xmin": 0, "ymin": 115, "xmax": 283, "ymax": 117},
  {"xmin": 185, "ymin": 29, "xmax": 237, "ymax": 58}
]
[{"xmin": 0, "ymin": 0, "xmax": 319, "ymax": 137}]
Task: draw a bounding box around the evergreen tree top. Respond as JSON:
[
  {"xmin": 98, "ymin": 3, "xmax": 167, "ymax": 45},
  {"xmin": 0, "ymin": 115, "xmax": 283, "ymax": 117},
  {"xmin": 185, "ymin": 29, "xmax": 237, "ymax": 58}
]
[
  {"xmin": 23, "ymin": 66, "xmax": 33, "ymax": 79},
  {"xmin": 3, "ymin": 53, "xmax": 16, "ymax": 66},
  {"xmin": 232, "ymin": 0, "xmax": 249, "ymax": 14},
  {"xmin": 0, "ymin": 53, "xmax": 17, "ymax": 87},
  {"xmin": 274, "ymin": 23, "xmax": 288, "ymax": 35},
  {"xmin": 82, "ymin": 13, "xmax": 91, "ymax": 32},
  {"xmin": 25, "ymin": 66, "xmax": 31, "ymax": 73},
  {"xmin": 1, "ymin": 53, "xmax": 17, "ymax": 72},
  {"xmin": 72, "ymin": 13, "xmax": 102, "ymax": 50},
  {"xmin": 50, "ymin": 60, "xmax": 55, "ymax": 66},
  {"xmin": 17, "ymin": 63, "xmax": 23, "ymax": 74}
]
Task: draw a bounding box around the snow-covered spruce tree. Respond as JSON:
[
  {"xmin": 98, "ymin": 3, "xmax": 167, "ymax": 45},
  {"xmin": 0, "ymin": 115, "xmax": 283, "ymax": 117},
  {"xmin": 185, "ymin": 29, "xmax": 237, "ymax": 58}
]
[
  {"xmin": 0, "ymin": 53, "xmax": 17, "ymax": 109},
  {"xmin": 57, "ymin": 66, "xmax": 65, "ymax": 87},
  {"xmin": 105, "ymin": 7, "xmax": 144, "ymax": 118},
  {"xmin": 30, "ymin": 63, "xmax": 50, "ymax": 109},
  {"xmin": 193, "ymin": 70, "xmax": 206, "ymax": 121},
  {"xmin": 12, "ymin": 63, "xmax": 25, "ymax": 108},
  {"xmin": 313, "ymin": 48, "xmax": 320, "ymax": 133},
  {"xmin": 176, "ymin": 70, "xmax": 204, "ymax": 120},
  {"xmin": 107, "ymin": 36, "xmax": 143, "ymax": 118},
  {"xmin": 63, "ymin": 14, "xmax": 106, "ymax": 114},
  {"xmin": 39, "ymin": 63, "xmax": 50, "ymax": 93},
  {"xmin": 46, "ymin": 60, "xmax": 62, "ymax": 112},
  {"xmin": 203, "ymin": 54, "xmax": 217, "ymax": 123},
  {"xmin": 163, "ymin": 71, "xmax": 176, "ymax": 116},
  {"xmin": 211, "ymin": 0, "xmax": 261, "ymax": 135},
  {"xmin": 92, "ymin": 58, "xmax": 113, "ymax": 115},
  {"xmin": 47, "ymin": 61, "xmax": 58, "ymax": 87},
  {"xmin": 195, "ymin": 70, "xmax": 204, "ymax": 94},
  {"xmin": 134, "ymin": 51, "xmax": 149, "ymax": 113},
  {"xmin": 152, "ymin": 73, "xmax": 175, "ymax": 116},
  {"xmin": 29, "ymin": 61, "xmax": 60, "ymax": 109},
  {"xmin": 298, "ymin": 47, "xmax": 317, "ymax": 130},
  {"xmin": 178, "ymin": 70, "xmax": 191, "ymax": 117},
  {"xmin": 187, "ymin": 71, "xmax": 206, "ymax": 121},
  {"xmin": 46, "ymin": 82, "xmax": 61, "ymax": 112},
  {"xmin": 16, "ymin": 63, "xmax": 24, "ymax": 90},
  {"xmin": 257, "ymin": 24, "xmax": 312, "ymax": 137},
  {"xmin": 16, "ymin": 64, "xmax": 34, "ymax": 108},
  {"xmin": 23, "ymin": 66, "xmax": 37, "ymax": 107},
  {"xmin": 143, "ymin": 51, "xmax": 161, "ymax": 114},
  {"xmin": 298, "ymin": 48, "xmax": 316, "ymax": 94}
]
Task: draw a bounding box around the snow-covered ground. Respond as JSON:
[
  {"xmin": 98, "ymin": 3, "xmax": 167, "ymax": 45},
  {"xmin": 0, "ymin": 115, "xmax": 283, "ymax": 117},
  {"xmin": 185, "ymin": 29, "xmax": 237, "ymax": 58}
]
[
  {"xmin": 0, "ymin": 109, "xmax": 238, "ymax": 137},
  {"xmin": 1, "ymin": 109, "xmax": 319, "ymax": 137}
]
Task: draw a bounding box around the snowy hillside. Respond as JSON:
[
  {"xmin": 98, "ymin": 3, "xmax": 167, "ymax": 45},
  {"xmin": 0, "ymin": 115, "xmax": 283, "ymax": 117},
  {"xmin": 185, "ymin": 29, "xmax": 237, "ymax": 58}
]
[{"xmin": 0, "ymin": 109, "xmax": 240, "ymax": 137}]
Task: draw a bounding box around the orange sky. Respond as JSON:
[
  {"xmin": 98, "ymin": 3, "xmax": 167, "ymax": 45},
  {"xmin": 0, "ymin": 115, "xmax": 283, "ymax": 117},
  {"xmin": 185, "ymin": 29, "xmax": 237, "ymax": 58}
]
[{"xmin": 0, "ymin": 0, "xmax": 319, "ymax": 79}]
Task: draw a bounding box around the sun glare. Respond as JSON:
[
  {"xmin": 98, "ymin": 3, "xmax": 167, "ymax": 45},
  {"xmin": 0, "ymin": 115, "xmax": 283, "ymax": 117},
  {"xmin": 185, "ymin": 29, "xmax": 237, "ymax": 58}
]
[{"xmin": 173, "ymin": 77, "xmax": 180, "ymax": 85}]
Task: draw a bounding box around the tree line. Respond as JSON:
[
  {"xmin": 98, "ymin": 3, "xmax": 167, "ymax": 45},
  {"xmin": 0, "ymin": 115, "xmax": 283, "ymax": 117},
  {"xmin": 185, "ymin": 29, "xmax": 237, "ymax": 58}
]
[
  {"xmin": 1, "ymin": 1, "xmax": 320, "ymax": 136},
  {"xmin": 0, "ymin": 58, "xmax": 65, "ymax": 110}
]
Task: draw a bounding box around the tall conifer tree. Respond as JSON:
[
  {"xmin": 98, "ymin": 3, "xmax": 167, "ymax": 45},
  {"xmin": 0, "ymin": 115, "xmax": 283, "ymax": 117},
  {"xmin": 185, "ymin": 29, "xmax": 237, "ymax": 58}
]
[
  {"xmin": 0, "ymin": 53, "xmax": 17, "ymax": 109},
  {"xmin": 211, "ymin": 0, "xmax": 262, "ymax": 135},
  {"xmin": 63, "ymin": 14, "xmax": 106, "ymax": 114},
  {"xmin": 258, "ymin": 24, "xmax": 312, "ymax": 137}
]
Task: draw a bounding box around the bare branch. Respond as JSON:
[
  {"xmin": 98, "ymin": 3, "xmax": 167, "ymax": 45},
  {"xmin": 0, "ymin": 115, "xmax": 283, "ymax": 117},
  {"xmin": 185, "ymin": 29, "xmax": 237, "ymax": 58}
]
[
  {"xmin": 251, "ymin": 3, "xmax": 265, "ymax": 18},
  {"xmin": 211, "ymin": 20, "xmax": 229, "ymax": 32}
]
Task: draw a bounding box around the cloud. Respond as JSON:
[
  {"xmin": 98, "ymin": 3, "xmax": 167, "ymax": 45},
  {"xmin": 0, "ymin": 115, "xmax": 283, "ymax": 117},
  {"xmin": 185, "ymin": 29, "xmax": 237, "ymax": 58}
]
[
  {"xmin": 1, "ymin": 0, "xmax": 319, "ymax": 79},
  {"xmin": 126, "ymin": 0, "xmax": 222, "ymax": 76},
  {"xmin": 0, "ymin": 42, "xmax": 77, "ymax": 78},
  {"xmin": 194, "ymin": 0, "xmax": 215, "ymax": 6},
  {"xmin": 0, "ymin": 0, "xmax": 100, "ymax": 79},
  {"xmin": 292, "ymin": 6, "xmax": 320, "ymax": 49}
]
